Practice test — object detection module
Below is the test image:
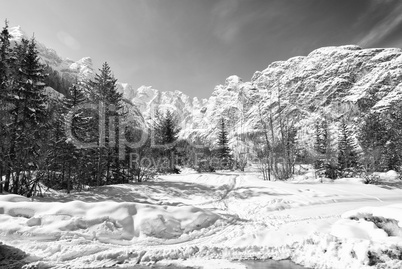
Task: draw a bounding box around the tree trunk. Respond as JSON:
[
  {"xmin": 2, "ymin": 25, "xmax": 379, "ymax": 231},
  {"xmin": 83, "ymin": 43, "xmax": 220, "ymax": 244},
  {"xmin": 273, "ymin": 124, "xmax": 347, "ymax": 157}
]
[{"xmin": 67, "ymin": 163, "xmax": 71, "ymax": 194}]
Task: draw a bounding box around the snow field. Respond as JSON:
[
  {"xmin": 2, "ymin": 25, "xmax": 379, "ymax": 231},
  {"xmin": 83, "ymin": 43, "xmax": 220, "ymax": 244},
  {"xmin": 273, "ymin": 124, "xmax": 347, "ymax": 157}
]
[{"xmin": 0, "ymin": 170, "xmax": 402, "ymax": 268}]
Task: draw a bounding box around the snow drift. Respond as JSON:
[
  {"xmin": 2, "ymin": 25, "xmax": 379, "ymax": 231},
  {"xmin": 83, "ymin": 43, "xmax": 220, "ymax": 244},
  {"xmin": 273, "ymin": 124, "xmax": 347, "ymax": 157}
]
[{"xmin": 0, "ymin": 196, "xmax": 220, "ymax": 242}]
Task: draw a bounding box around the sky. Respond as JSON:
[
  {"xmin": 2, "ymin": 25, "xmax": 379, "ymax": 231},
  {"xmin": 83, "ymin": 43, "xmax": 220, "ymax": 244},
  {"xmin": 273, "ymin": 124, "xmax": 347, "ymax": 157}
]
[{"xmin": 1, "ymin": 0, "xmax": 402, "ymax": 99}]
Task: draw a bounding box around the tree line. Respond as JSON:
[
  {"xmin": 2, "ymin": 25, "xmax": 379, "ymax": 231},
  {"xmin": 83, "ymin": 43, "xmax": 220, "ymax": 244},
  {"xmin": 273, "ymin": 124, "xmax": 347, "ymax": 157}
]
[
  {"xmin": 0, "ymin": 21, "xmax": 135, "ymax": 195},
  {"xmin": 0, "ymin": 22, "xmax": 236, "ymax": 196},
  {"xmin": 249, "ymin": 79, "xmax": 402, "ymax": 181},
  {"xmin": 0, "ymin": 22, "xmax": 173, "ymax": 195}
]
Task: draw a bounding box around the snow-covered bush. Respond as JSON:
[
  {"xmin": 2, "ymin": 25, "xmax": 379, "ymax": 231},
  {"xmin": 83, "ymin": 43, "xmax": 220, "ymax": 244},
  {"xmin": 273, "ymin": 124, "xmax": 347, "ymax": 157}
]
[
  {"xmin": 362, "ymin": 172, "xmax": 380, "ymax": 185},
  {"xmin": 130, "ymin": 167, "xmax": 157, "ymax": 182}
]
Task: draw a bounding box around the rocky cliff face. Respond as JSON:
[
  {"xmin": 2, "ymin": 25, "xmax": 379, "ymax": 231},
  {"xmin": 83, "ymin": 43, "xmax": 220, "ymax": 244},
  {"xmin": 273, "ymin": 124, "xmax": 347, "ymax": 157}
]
[
  {"xmin": 12, "ymin": 25, "xmax": 402, "ymax": 155},
  {"xmin": 111, "ymin": 45, "xmax": 402, "ymax": 155}
]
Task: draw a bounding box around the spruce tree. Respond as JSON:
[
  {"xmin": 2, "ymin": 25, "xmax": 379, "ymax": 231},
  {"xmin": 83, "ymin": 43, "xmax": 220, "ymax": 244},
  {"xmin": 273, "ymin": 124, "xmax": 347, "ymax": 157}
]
[
  {"xmin": 154, "ymin": 110, "xmax": 180, "ymax": 145},
  {"xmin": 6, "ymin": 38, "xmax": 49, "ymax": 194},
  {"xmin": 216, "ymin": 118, "xmax": 232, "ymax": 169},
  {"xmin": 63, "ymin": 83, "xmax": 90, "ymax": 142},
  {"xmin": 313, "ymin": 119, "xmax": 329, "ymax": 171},
  {"xmin": 152, "ymin": 109, "xmax": 181, "ymax": 172},
  {"xmin": 45, "ymin": 83, "xmax": 89, "ymax": 192},
  {"xmin": 314, "ymin": 120, "xmax": 328, "ymax": 155},
  {"xmin": 0, "ymin": 21, "xmax": 12, "ymax": 193},
  {"xmin": 381, "ymin": 102, "xmax": 402, "ymax": 171},
  {"xmin": 359, "ymin": 112, "xmax": 387, "ymax": 171},
  {"xmin": 87, "ymin": 62, "xmax": 124, "ymax": 184},
  {"xmin": 337, "ymin": 119, "xmax": 358, "ymax": 172},
  {"xmin": 0, "ymin": 20, "xmax": 11, "ymax": 100},
  {"xmin": 46, "ymin": 98, "xmax": 75, "ymax": 192}
]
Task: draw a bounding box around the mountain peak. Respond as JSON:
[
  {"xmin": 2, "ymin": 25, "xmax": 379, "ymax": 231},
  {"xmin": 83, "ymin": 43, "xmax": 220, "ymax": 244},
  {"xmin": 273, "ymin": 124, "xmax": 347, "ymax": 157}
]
[{"xmin": 9, "ymin": 25, "xmax": 27, "ymax": 41}]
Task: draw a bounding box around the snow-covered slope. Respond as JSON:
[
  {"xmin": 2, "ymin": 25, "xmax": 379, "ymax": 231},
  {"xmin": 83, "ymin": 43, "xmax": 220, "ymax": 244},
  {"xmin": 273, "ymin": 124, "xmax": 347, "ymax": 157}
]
[{"xmin": 123, "ymin": 45, "xmax": 402, "ymax": 155}]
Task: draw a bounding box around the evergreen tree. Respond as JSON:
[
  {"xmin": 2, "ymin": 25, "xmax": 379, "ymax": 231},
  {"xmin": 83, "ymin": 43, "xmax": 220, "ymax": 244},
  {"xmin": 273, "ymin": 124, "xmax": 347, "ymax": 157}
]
[
  {"xmin": 44, "ymin": 65, "xmax": 73, "ymax": 96},
  {"xmin": 87, "ymin": 62, "xmax": 124, "ymax": 184},
  {"xmin": 359, "ymin": 112, "xmax": 388, "ymax": 171},
  {"xmin": 45, "ymin": 83, "xmax": 89, "ymax": 192},
  {"xmin": 0, "ymin": 20, "xmax": 12, "ymax": 193},
  {"xmin": 0, "ymin": 20, "xmax": 11, "ymax": 99},
  {"xmin": 63, "ymin": 83, "xmax": 91, "ymax": 142},
  {"xmin": 46, "ymin": 98, "xmax": 76, "ymax": 193},
  {"xmin": 337, "ymin": 119, "xmax": 358, "ymax": 172},
  {"xmin": 6, "ymin": 38, "xmax": 49, "ymax": 194},
  {"xmin": 216, "ymin": 118, "xmax": 232, "ymax": 169},
  {"xmin": 381, "ymin": 102, "xmax": 402, "ymax": 171},
  {"xmin": 152, "ymin": 109, "xmax": 181, "ymax": 172},
  {"xmin": 313, "ymin": 119, "xmax": 329, "ymax": 173},
  {"xmin": 154, "ymin": 110, "xmax": 180, "ymax": 145},
  {"xmin": 314, "ymin": 120, "xmax": 328, "ymax": 155}
]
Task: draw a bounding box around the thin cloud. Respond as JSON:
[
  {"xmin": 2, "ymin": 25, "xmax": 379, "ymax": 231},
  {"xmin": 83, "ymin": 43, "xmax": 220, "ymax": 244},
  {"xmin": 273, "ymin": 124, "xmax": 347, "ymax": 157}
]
[
  {"xmin": 57, "ymin": 31, "xmax": 80, "ymax": 50},
  {"xmin": 357, "ymin": 2, "xmax": 402, "ymax": 47},
  {"xmin": 211, "ymin": 0, "xmax": 242, "ymax": 43}
]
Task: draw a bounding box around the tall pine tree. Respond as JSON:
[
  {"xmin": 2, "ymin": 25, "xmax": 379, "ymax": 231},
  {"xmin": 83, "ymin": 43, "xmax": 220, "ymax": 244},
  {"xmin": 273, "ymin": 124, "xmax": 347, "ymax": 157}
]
[
  {"xmin": 216, "ymin": 118, "xmax": 232, "ymax": 169},
  {"xmin": 152, "ymin": 109, "xmax": 181, "ymax": 172},
  {"xmin": 337, "ymin": 119, "xmax": 358, "ymax": 172},
  {"xmin": 0, "ymin": 21, "xmax": 12, "ymax": 193},
  {"xmin": 6, "ymin": 38, "xmax": 49, "ymax": 194},
  {"xmin": 87, "ymin": 62, "xmax": 124, "ymax": 184}
]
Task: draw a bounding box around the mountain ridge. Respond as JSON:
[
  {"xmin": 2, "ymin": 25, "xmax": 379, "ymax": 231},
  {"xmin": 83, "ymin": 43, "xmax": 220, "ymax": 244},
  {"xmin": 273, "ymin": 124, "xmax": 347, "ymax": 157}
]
[{"xmin": 10, "ymin": 26, "xmax": 402, "ymax": 157}]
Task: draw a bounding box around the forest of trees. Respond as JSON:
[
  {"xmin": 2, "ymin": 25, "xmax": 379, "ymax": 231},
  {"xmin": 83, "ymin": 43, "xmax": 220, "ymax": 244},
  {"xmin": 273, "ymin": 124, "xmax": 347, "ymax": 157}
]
[
  {"xmin": 311, "ymin": 103, "xmax": 402, "ymax": 180},
  {"xmin": 0, "ymin": 22, "xmax": 221, "ymax": 196},
  {"xmin": 0, "ymin": 22, "xmax": 189, "ymax": 196},
  {"xmin": 2, "ymin": 20, "xmax": 402, "ymax": 197},
  {"xmin": 0, "ymin": 21, "xmax": 140, "ymax": 196},
  {"xmin": 251, "ymin": 84, "xmax": 402, "ymax": 181}
]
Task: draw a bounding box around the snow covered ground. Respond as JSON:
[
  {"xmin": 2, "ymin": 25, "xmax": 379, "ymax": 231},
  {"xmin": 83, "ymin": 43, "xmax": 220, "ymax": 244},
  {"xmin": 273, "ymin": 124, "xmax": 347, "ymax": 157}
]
[{"xmin": 1, "ymin": 169, "xmax": 402, "ymax": 268}]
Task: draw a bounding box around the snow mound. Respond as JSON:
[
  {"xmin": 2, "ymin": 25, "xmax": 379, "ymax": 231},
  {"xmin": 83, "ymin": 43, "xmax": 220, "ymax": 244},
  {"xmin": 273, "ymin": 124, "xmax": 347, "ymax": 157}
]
[
  {"xmin": 374, "ymin": 170, "xmax": 400, "ymax": 181},
  {"xmin": 331, "ymin": 203, "xmax": 402, "ymax": 242},
  {"xmin": 0, "ymin": 197, "xmax": 220, "ymax": 241},
  {"xmin": 0, "ymin": 194, "xmax": 31, "ymax": 202}
]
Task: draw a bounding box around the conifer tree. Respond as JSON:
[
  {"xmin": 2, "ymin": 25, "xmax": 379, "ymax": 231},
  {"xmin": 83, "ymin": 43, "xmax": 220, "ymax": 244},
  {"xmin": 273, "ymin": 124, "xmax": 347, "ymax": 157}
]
[
  {"xmin": 46, "ymin": 98, "xmax": 74, "ymax": 192},
  {"xmin": 44, "ymin": 65, "xmax": 73, "ymax": 96},
  {"xmin": 216, "ymin": 118, "xmax": 232, "ymax": 169},
  {"xmin": 314, "ymin": 120, "xmax": 328, "ymax": 155},
  {"xmin": 87, "ymin": 62, "xmax": 124, "ymax": 184},
  {"xmin": 63, "ymin": 83, "xmax": 90, "ymax": 142},
  {"xmin": 380, "ymin": 102, "xmax": 402, "ymax": 171},
  {"xmin": 337, "ymin": 119, "xmax": 358, "ymax": 172},
  {"xmin": 154, "ymin": 110, "xmax": 180, "ymax": 145},
  {"xmin": 0, "ymin": 21, "xmax": 12, "ymax": 193},
  {"xmin": 0, "ymin": 20, "xmax": 11, "ymax": 100},
  {"xmin": 359, "ymin": 112, "xmax": 387, "ymax": 171},
  {"xmin": 6, "ymin": 38, "xmax": 49, "ymax": 194},
  {"xmin": 152, "ymin": 109, "xmax": 181, "ymax": 172},
  {"xmin": 46, "ymin": 83, "xmax": 89, "ymax": 192}
]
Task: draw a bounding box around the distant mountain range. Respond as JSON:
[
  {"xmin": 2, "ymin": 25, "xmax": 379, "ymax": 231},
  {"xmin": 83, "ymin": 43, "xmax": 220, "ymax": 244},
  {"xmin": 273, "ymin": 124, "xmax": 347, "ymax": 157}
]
[{"xmin": 10, "ymin": 26, "xmax": 402, "ymax": 155}]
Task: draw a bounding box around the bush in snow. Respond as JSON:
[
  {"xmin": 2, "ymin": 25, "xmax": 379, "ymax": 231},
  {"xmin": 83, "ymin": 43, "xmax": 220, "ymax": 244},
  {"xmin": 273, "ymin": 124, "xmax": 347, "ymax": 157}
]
[{"xmin": 362, "ymin": 172, "xmax": 380, "ymax": 185}]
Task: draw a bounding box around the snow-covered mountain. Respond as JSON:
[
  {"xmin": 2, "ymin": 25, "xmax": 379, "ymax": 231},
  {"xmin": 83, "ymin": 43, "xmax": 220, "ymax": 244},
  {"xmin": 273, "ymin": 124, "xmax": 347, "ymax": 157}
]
[
  {"xmin": 10, "ymin": 26, "xmax": 94, "ymax": 82},
  {"xmin": 120, "ymin": 45, "xmax": 402, "ymax": 155},
  {"xmin": 11, "ymin": 26, "xmax": 402, "ymax": 154},
  {"xmin": 9, "ymin": 26, "xmax": 145, "ymax": 129}
]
